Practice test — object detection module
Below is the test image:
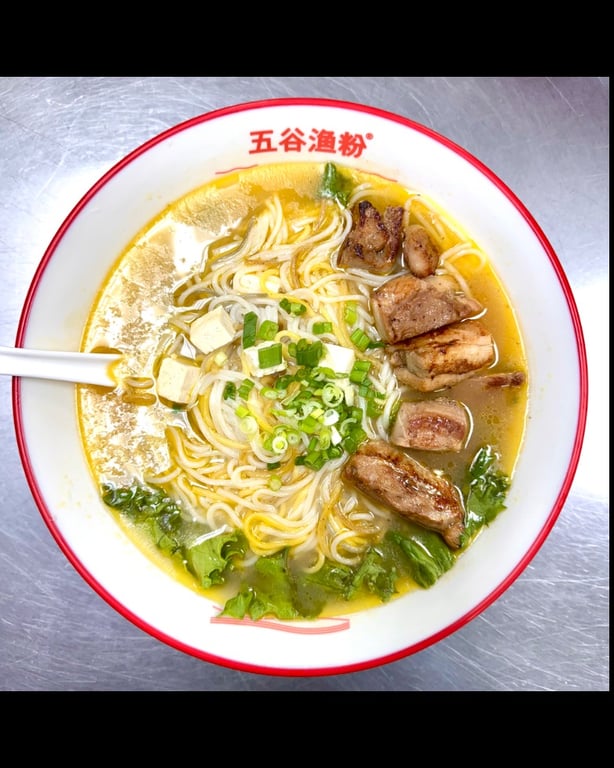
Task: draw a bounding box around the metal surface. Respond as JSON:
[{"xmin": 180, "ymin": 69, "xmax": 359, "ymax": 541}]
[{"xmin": 0, "ymin": 76, "xmax": 608, "ymax": 691}]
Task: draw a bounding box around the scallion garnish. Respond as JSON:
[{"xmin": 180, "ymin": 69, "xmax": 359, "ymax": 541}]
[
  {"xmin": 280, "ymin": 297, "xmax": 307, "ymax": 316},
  {"xmin": 344, "ymin": 301, "xmax": 357, "ymax": 326},
  {"xmin": 258, "ymin": 343, "xmax": 282, "ymax": 369},
  {"xmin": 238, "ymin": 378, "xmax": 255, "ymax": 400},
  {"xmin": 350, "ymin": 328, "xmax": 371, "ymax": 352},
  {"xmin": 292, "ymin": 338, "xmax": 324, "ymax": 367},
  {"xmin": 257, "ymin": 319, "xmax": 279, "ymax": 341},
  {"xmin": 242, "ymin": 311, "xmax": 258, "ymax": 348},
  {"xmin": 223, "ymin": 382, "xmax": 236, "ymax": 400},
  {"xmin": 321, "ymin": 383, "xmax": 344, "ymax": 407},
  {"xmin": 349, "ymin": 360, "xmax": 371, "ymax": 384},
  {"xmin": 312, "ymin": 321, "xmax": 333, "ymax": 335},
  {"xmin": 268, "ymin": 474, "xmax": 283, "ymax": 491}
]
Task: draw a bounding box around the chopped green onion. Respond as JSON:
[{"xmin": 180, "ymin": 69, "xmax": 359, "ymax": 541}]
[
  {"xmin": 301, "ymin": 415, "xmax": 320, "ymax": 434},
  {"xmin": 271, "ymin": 434, "xmax": 289, "ymax": 454},
  {"xmin": 322, "ymin": 408, "xmax": 339, "ymax": 426},
  {"xmin": 280, "ymin": 297, "xmax": 307, "ymax": 316},
  {"xmin": 223, "ymin": 382, "xmax": 236, "ymax": 400},
  {"xmin": 318, "ymin": 428, "xmax": 331, "ymax": 450},
  {"xmin": 260, "ymin": 386, "xmax": 279, "ymax": 400},
  {"xmin": 312, "ymin": 321, "xmax": 333, "ymax": 335},
  {"xmin": 349, "ymin": 360, "xmax": 371, "ymax": 384},
  {"xmin": 294, "ymin": 339, "xmax": 324, "ymax": 367},
  {"xmin": 344, "ymin": 301, "xmax": 357, "ymax": 325},
  {"xmin": 239, "ymin": 415, "xmax": 258, "ymax": 436},
  {"xmin": 276, "ymin": 375, "xmax": 293, "ymax": 391},
  {"xmin": 257, "ymin": 319, "xmax": 279, "ymax": 341},
  {"xmin": 258, "ymin": 343, "xmax": 282, "ymax": 369},
  {"xmin": 242, "ymin": 311, "xmax": 258, "ymax": 348},
  {"xmin": 350, "ymin": 328, "xmax": 371, "ymax": 352},
  {"xmin": 303, "ymin": 450, "xmax": 326, "ymax": 471},
  {"xmin": 286, "ymin": 429, "xmax": 301, "ymax": 446},
  {"xmin": 321, "ymin": 383, "xmax": 344, "ymax": 407},
  {"xmin": 367, "ymin": 398, "xmax": 385, "ymax": 417},
  {"xmin": 266, "ymin": 461, "xmax": 281, "ymax": 470},
  {"xmin": 238, "ymin": 378, "xmax": 255, "ymax": 400},
  {"xmin": 268, "ymin": 474, "xmax": 283, "ymax": 491},
  {"xmin": 235, "ymin": 404, "xmax": 251, "ymax": 419}
]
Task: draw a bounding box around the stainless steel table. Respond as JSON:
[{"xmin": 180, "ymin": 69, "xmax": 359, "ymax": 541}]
[{"xmin": 0, "ymin": 76, "xmax": 608, "ymax": 691}]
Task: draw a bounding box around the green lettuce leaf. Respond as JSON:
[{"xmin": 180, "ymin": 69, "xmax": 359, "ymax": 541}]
[
  {"xmin": 461, "ymin": 445, "xmax": 510, "ymax": 546},
  {"xmin": 319, "ymin": 162, "xmax": 353, "ymax": 206},
  {"xmin": 386, "ymin": 528, "xmax": 455, "ymax": 588}
]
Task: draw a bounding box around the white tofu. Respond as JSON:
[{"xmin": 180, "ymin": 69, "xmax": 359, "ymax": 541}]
[
  {"xmin": 233, "ymin": 272, "xmax": 282, "ymax": 295},
  {"xmin": 242, "ymin": 343, "xmax": 287, "ymax": 377},
  {"xmin": 156, "ymin": 356, "xmax": 201, "ymax": 404},
  {"xmin": 320, "ymin": 343, "xmax": 356, "ymax": 375},
  {"xmin": 189, "ymin": 306, "xmax": 236, "ymax": 354}
]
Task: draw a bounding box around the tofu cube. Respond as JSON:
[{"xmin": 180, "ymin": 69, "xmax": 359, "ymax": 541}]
[
  {"xmin": 320, "ymin": 343, "xmax": 356, "ymax": 375},
  {"xmin": 242, "ymin": 343, "xmax": 287, "ymax": 377},
  {"xmin": 189, "ymin": 306, "xmax": 236, "ymax": 355},
  {"xmin": 156, "ymin": 356, "xmax": 201, "ymax": 404}
]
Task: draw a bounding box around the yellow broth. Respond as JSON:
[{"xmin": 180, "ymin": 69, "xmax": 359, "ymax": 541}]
[{"xmin": 78, "ymin": 162, "xmax": 528, "ymax": 618}]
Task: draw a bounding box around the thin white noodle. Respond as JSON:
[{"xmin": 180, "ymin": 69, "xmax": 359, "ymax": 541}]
[{"xmin": 145, "ymin": 172, "xmax": 489, "ymax": 580}]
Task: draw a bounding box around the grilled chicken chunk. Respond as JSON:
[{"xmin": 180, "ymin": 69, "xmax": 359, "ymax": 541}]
[
  {"xmin": 372, "ymin": 272, "xmax": 483, "ymax": 344},
  {"xmin": 338, "ymin": 201, "xmax": 404, "ymax": 274},
  {"xmin": 402, "ymin": 224, "xmax": 441, "ymax": 277},
  {"xmin": 343, "ymin": 439, "xmax": 465, "ymax": 548},
  {"xmin": 390, "ymin": 398, "xmax": 470, "ymax": 452},
  {"xmin": 389, "ymin": 319, "xmax": 495, "ymax": 392}
]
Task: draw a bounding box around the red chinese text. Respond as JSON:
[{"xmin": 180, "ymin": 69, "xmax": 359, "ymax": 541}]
[{"xmin": 249, "ymin": 127, "xmax": 373, "ymax": 158}]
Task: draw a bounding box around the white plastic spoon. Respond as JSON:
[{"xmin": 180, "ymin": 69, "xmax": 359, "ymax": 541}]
[{"xmin": 0, "ymin": 345, "xmax": 122, "ymax": 387}]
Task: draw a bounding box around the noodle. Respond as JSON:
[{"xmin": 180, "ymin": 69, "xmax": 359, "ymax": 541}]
[
  {"xmin": 78, "ymin": 161, "xmax": 529, "ymax": 619},
  {"xmin": 151, "ymin": 186, "xmax": 461, "ymax": 565}
]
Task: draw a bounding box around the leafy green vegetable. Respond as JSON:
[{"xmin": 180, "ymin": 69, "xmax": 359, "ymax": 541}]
[
  {"xmin": 386, "ymin": 528, "xmax": 455, "ymax": 588},
  {"xmin": 221, "ymin": 540, "xmax": 401, "ymax": 621},
  {"xmin": 460, "ymin": 445, "xmax": 510, "ymax": 546},
  {"xmin": 319, "ymin": 162, "xmax": 353, "ymax": 207},
  {"xmin": 102, "ymin": 483, "xmax": 183, "ymax": 554},
  {"xmin": 184, "ymin": 532, "xmax": 246, "ymax": 589},
  {"xmin": 346, "ymin": 547, "xmax": 398, "ymax": 601},
  {"xmin": 101, "ymin": 445, "xmax": 511, "ymax": 623},
  {"xmin": 102, "ymin": 483, "xmax": 246, "ymax": 586},
  {"xmin": 221, "ymin": 549, "xmax": 300, "ymax": 620}
]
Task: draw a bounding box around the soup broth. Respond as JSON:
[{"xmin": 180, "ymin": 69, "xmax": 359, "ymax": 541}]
[{"xmin": 78, "ymin": 161, "xmax": 528, "ymax": 620}]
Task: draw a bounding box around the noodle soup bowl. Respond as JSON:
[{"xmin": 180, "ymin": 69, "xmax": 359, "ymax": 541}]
[{"xmin": 14, "ymin": 99, "xmax": 587, "ymax": 675}]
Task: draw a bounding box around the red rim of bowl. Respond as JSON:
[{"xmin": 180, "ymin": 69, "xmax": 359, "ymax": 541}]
[{"xmin": 11, "ymin": 97, "xmax": 589, "ymax": 677}]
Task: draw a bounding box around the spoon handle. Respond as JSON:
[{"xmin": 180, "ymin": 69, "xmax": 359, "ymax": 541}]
[{"xmin": 0, "ymin": 345, "xmax": 121, "ymax": 387}]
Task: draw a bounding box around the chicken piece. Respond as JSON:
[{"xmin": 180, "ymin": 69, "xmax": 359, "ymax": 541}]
[
  {"xmin": 372, "ymin": 272, "xmax": 483, "ymax": 344},
  {"xmin": 390, "ymin": 397, "xmax": 470, "ymax": 452},
  {"xmin": 389, "ymin": 319, "xmax": 495, "ymax": 392},
  {"xmin": 337, "ymin": 201, "xmax": 404, "ymax": 274},
  {"xmin": 343, "ymin": 439, "xmax": 465, "ymax": 548},
  {"xmin": 403, "ymin": 224, "xmax": 441, "ymax": 277}
]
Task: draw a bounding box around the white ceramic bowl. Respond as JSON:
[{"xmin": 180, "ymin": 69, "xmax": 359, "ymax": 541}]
[{"xmin": 13, "ymin": 98, "xmax": 588, "ymax": 675}]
